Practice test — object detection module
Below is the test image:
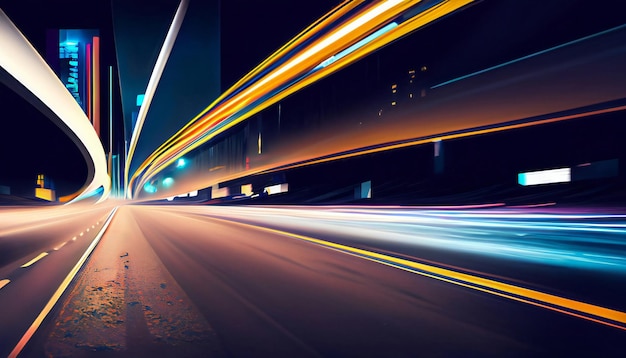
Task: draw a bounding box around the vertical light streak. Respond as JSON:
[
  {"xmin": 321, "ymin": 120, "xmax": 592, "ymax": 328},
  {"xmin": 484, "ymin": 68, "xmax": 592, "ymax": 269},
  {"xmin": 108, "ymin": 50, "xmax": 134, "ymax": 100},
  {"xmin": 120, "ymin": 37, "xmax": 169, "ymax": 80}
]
[
  {"xmin": 124, "ymin": 0, "xmax": 189, "ymax": 199},
  {"xmin": 124, "ymin": 139, "xmax": 128, "ymax": 199},
  {"xmin": 86, "ymin": 43, "xmax": 91, "ymax": 121},
  {"xmin": 108, "ymin": 65, "xmax": 113, "ymax": 184},
  {"xmin": 109, "ymin": 66, "xmax": 113, "ymax": 154},
  {"xmin": 92, "ymin": 36, "xmax": 100, "ymax": 137}
]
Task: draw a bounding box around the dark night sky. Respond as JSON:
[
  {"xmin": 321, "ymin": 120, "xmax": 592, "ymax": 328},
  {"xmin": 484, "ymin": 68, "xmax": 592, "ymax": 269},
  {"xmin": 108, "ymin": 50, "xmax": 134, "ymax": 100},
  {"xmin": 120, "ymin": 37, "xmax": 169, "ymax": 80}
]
[
  {"xmin": 0, "ymin": 0, "xmax": 339, "ymax": 197},
  {"xmin": 1, "ymin": 0, "xmax": 625, "ymax": 198},
  {"xmin": 0, "ymin": 0, "xmax": 117, "ymax": 196}
]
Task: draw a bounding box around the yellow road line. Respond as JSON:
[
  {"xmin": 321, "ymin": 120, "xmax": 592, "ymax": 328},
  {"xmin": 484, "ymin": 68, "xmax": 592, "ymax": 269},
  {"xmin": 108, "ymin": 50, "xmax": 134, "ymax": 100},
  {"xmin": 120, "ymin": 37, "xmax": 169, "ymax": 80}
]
[
  {"xmin": 20, "ymin": 252, "xmax": 49, "ymax": 268},
  {"xmin": 0, "ymin": 279, "xmax": 10, "ymax": 290},
  {"xmin": 9, "ymin": 207, "xmax": 119, "ymax": 358},
  {"xmin": 209, "ymin": 216, "xmax": 626, "ymax": 330}
]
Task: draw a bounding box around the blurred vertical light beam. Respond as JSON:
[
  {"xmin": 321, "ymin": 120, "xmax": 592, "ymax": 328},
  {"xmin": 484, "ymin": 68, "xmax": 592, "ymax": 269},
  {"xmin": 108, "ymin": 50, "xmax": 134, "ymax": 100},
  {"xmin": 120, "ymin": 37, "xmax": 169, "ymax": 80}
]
[
  {"xmin": 124, "ymin": 0, "xmax": 189, "ymax": 199},
  {"xmin": 92, "ymin": 36, "xmax": 101, "ymax": 138},
  {"xmin": 0, "ymin": 9, "xmax": 110, "ymax": 203}
]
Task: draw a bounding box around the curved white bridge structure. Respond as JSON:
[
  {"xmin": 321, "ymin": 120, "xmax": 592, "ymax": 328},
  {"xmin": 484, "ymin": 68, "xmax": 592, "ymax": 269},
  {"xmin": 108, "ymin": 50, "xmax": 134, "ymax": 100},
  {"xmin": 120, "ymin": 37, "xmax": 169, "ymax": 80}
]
[{"xmin": 0, "ymin": 9, "xmax": 110, "ymax": 203}]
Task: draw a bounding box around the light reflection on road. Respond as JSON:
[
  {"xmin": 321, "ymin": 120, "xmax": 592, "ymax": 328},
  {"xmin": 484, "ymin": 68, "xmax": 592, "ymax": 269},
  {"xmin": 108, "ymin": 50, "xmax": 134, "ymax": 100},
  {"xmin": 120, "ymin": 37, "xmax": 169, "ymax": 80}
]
[{"xmin": 162, "ymin": 205, "xmax": 626, "ymax": 273}]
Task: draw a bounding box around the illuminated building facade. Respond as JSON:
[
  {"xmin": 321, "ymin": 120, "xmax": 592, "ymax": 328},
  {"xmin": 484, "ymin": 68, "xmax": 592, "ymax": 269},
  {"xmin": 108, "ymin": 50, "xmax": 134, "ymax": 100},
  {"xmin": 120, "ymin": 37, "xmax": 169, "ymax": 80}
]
[
  {"xmin": 35, "ymin": 174, "xmax": 56, "ymax": 201},
  {"xmin": 47, "ymin": 29, "xmax": 101, "ymax": 138}
]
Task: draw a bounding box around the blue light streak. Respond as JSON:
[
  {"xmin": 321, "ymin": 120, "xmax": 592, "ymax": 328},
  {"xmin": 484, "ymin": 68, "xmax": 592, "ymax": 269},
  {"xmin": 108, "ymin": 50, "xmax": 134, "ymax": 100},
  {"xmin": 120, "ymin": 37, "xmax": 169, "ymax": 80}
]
[
  {"xmin": 431, "ymin": 23, "xmax": 626, "ymax": 89},
  {"xmin": 191, "ymin": 206, "xmax": 626, "ymax": 273},
  {"xmin": 314, "ymin": 22, "xmax": 398, "ymax": 70}
]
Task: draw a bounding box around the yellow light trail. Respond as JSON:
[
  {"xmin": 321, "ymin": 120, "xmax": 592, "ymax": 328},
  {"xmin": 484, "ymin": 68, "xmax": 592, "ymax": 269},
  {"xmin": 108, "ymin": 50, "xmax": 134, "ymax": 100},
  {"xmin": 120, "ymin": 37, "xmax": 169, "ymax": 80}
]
[
  {"xmin": 128, "ymin": 0, "xmax": 475, "ymax": 197},
  {"xmin": 209, "ymin": 216, "xmax": 626, "ymax": 331},
  {"xmin": 130, "ymin": 0, "xmax": 361, "ymax": 176},
  {"xmin": 255, "ymin": 105, "xmax": 626, "ymax": 176}
]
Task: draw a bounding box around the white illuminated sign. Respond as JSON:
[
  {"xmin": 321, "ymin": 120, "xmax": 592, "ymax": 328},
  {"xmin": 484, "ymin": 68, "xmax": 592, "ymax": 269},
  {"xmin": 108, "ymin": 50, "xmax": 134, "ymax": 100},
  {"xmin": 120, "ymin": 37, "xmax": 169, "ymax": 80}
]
[{"xmin": 518, "ymin": 167, "xmax": 571, "ymax": 186}]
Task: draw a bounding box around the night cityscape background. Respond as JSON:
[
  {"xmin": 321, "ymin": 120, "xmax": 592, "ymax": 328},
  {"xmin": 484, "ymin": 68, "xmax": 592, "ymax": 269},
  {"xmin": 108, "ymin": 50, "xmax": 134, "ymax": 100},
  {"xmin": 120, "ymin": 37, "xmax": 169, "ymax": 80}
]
[{"xmin": 1, "ymin": 0, "xmax": 625, "ymax": 357}]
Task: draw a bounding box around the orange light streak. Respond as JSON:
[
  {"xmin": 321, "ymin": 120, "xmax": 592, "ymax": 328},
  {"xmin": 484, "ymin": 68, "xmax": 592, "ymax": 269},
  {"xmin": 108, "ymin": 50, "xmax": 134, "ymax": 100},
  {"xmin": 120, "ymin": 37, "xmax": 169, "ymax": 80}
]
[
  {"xmin": 129, "ymin": 0, "xmax": 475, "ymax": 197},
  {"xmin": 0, "ymin": 279, "xmax": 10, "ymax": 290},
  {"xmin": 92, "ymin": 36, "xmax": 100, "ymax": 137},
  {"xmin": 210, "ymin": 216, "xmax": 626, "ymax": 331},
  {"xmin": 131, "ymin": 1, "xmax": 416, "ymax": 192},
  {"xmin": 257, "ymin": 105, "xmax": 626, "ymax": 175}
]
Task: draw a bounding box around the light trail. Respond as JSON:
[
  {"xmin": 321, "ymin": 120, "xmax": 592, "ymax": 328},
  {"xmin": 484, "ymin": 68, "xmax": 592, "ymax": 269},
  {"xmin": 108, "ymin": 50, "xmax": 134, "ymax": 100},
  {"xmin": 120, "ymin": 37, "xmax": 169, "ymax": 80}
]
[
  {"xmin": 201, "ymin": 214, "xmax": 626, "ymax": 331},
  {"xmin": 128, "ymin": 0, "xmax": 475, "ymax": 197},
  {"xmin": 164, "ymin": 204, "xmax": 626, "ymax": 274},
  {"xmin": 431, "ymin": 23, "xmax": 626, "ymax": 89},
  {"xmin": 124, "ymin": 0, "xmax": 189, "ymax": 199},
  {"xmin": 251, "ymin": 104, "xmax": 626, "ymax": 178},
  {"xmin": 130, "ymin": 4, "xmax": 626, "ymax": 200}
]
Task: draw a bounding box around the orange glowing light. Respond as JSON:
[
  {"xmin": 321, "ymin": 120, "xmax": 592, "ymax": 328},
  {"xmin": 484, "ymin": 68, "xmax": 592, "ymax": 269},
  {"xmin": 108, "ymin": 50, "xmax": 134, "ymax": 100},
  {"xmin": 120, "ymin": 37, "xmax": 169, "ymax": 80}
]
[
  {"xmin": 128, "ymin": 0, "xmax": 475, "ymax": 197},
  {"xmin": 210, "ymin": 216, "xmax": 626, "ymax": 331}
]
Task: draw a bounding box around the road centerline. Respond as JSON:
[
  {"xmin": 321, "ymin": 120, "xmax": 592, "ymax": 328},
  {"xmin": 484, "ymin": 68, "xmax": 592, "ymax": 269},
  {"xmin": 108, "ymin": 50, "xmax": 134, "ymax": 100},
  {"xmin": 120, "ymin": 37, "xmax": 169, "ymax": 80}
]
[
  {"xmin": 202, "ymin": 214, "xmax": 626, "ymax": 331},
  {"xmin": 20, "ymin": 253, "xmax": 49, "ymax": 268},
  {"xmin": 8, "ymin": 207, "xmax": 119, "ymax": 358}
]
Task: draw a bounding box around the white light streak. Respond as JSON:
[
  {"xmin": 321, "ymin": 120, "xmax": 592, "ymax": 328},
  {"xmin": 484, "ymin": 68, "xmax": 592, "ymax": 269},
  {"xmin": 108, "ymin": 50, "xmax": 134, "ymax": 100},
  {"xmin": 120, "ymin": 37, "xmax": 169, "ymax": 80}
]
[{"xmin": 125, "ymin": 0, "xmax": 189, "ymax": 199}]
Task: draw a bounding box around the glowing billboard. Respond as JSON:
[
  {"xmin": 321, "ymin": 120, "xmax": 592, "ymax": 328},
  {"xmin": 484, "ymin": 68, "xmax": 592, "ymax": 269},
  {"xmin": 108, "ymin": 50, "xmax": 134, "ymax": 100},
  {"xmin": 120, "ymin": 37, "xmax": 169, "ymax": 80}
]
[{"xmin": 518, "ymin": 168, "xmax": 571, "ymax": 186}]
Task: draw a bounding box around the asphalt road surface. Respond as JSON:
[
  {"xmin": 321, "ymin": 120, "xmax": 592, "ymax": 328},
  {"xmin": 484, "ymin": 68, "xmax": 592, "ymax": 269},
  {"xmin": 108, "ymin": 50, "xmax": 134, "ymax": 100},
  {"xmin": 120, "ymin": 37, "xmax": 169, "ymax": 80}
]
[{"xmin": 2, "ymin": 204, "xmax": 625, "ymax": 357}]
